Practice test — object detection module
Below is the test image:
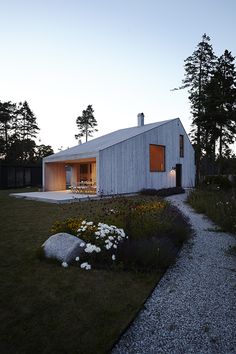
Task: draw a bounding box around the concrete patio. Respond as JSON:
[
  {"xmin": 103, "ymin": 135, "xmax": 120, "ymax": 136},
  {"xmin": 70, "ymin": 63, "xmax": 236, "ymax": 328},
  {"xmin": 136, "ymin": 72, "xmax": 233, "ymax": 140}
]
[{"xmin": 10, "ymin": 190, "xmax": 99, "ymax": 203}]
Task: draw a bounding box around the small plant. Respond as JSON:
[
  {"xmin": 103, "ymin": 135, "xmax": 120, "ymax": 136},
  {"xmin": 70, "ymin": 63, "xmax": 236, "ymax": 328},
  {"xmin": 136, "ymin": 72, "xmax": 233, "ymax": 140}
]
[
  {"xmin": 66, "ymin": 220, "xmax": 128, "ymax": 269},
  {"xmin": 50, "ymin": 217, "xmax": 82, "ymax": 235}
]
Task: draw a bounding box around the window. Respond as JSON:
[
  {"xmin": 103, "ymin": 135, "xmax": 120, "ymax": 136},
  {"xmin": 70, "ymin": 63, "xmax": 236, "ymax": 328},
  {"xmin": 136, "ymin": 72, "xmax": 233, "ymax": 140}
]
[
  {"xmin": 180, "ymin": 135, "xmax": 184, "ymax": 157},
  {"xmin": 150, "ymin": 144, "xmax": 165, "ymax": 172}
]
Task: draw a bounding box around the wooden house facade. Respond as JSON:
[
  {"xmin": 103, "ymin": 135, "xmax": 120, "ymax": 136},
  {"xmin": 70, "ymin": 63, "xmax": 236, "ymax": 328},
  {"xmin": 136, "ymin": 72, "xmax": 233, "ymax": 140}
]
[{"xmin": 43, "ymin": 117, "xmax": 195, "ymax": 194}]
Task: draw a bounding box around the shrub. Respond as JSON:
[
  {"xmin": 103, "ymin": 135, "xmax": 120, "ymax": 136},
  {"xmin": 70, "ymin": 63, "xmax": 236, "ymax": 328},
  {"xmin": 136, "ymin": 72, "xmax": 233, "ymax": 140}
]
[
  {"xmin": 50, "ymin": 217, "xmax": 82, "ymax": 236},
  {"xmin": 116, "ymin": 237, "xmax": 177, "ymax": 271},
  {"xmin": 202, "ymin": 175, "xmax": 232, "ymax": 190},
  {"xmin": 58, "ymin": 220, "xmax": 128, "ymax": 269},
  {"xmin": 140, "ymin": 187, "xmax": 185, "ymax": 196}
]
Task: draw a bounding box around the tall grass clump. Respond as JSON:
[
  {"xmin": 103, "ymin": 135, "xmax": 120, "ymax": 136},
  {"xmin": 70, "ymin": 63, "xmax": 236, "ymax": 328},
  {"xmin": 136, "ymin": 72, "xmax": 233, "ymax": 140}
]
[{"xmin": 187, "ymin": 188, "xmax": 236, "ymax": 234}]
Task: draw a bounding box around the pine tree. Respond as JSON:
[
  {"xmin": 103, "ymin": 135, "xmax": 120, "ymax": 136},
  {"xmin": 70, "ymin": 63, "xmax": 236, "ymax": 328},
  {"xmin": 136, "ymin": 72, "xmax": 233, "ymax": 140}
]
[
  {"xmin": 14, "ymin": 101, "xmax": 40, "ymax": 162},
  {"xmin": 174, "ymin": 34, "xmax": 216, "ymax": 183},
  {"xmin": 0, "ymin": 101, "xmax": 16, "ymax": 159},
  {"xmin": 17, "ymin": 101, "xmax": 39, "ymax": 140},
  {"xmin": 203, "ymin": 50, "xmax": 236, "ymax": 173},
  {"xmin": 75, "ymin": 105, "xmax": 98, "ymax": 142},
  {"xmin": 215, "ymin": 50, "xmax": 236, "ymax": 158}
]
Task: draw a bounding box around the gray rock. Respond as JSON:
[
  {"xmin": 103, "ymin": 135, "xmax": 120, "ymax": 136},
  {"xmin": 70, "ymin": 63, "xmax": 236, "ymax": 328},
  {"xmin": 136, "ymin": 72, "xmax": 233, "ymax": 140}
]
[{"xmin": 42, "ymin": 232, "xmax": 85, "ymax": 264}]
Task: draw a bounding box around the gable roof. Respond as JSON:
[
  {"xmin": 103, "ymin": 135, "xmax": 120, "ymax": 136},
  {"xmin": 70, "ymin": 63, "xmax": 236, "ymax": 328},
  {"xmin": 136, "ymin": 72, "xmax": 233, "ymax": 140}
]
[{"xmin": 44, "ymin": 118, "xmax": 178, "ymax": 162}]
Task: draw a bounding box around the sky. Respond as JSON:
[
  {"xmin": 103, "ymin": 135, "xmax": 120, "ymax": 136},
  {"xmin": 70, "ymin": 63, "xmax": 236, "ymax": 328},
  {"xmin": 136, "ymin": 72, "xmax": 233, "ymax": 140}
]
[{"xmin": 1, "ymin": 0, "xmax": 236, "ymax": 152}]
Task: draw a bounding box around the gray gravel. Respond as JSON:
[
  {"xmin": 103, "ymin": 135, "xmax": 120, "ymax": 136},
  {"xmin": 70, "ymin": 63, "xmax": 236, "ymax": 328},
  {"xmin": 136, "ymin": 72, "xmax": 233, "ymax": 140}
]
[{"xmin": 112, "ymin": 192, "xmax": 236, "ymax": 354}]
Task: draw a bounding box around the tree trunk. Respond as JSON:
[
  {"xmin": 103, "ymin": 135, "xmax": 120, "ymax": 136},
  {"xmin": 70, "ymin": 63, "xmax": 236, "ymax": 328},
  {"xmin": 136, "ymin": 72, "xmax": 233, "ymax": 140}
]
[
  {"xmin": 218, "ymin": 125, "xmax": 223, "ymax": 175},
  {"xmin": 4, "ymin": 122, "xmax": 9, "ymax": 158}
]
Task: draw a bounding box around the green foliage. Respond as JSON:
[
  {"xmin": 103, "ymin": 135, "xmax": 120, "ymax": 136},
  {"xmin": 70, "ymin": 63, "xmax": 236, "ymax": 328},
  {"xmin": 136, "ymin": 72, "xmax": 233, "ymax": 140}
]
[{"xmin": 187, "ymin": 189, "xmax": 236, "ymax": 234}]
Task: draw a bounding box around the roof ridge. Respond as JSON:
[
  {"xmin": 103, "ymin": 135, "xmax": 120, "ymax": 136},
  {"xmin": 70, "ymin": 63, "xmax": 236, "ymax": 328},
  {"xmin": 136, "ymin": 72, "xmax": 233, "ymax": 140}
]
[{"xmin": 44, "ymin": 118, "xmax": 178, "ymax": 161}]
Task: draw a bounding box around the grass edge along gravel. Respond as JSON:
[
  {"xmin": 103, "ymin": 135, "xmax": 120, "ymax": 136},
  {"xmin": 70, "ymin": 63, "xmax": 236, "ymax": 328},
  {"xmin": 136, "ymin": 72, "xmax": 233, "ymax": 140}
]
[{"xmin": 187, "ymin": 188, "xmax": 236, "ymax": 235}]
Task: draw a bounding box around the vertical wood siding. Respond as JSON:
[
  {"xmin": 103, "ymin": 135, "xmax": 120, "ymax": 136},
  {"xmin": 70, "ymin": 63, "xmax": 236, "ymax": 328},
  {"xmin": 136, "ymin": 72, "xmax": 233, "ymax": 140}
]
[
  {"xmin": 44, "ymin": 163, "xmax": 66, "ymax": 191},
  {"xmin": 99, "ymin": 119, "xmax": 195, "ymax": 194}
]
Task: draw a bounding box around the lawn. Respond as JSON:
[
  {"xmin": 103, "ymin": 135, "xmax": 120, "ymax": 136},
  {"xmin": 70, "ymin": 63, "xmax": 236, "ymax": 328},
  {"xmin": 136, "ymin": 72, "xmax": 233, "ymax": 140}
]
[{"xmin": 0, "ymin": 189, "xmax": 190, "ymax": 354}]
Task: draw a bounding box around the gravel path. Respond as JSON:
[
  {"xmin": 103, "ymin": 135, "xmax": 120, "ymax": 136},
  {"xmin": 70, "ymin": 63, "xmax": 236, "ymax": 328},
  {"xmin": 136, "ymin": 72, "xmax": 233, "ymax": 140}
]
[{"xmin": 112, "ymin": 193, "xmax": 236, "ymax": 354}]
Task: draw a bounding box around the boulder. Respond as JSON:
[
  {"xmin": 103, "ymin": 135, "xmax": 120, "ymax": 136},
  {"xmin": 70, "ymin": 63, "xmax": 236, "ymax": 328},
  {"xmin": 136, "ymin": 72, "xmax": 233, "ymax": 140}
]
[{"xmin": 42, "ymin": 233, "xmax": 85, "ymax": 264}]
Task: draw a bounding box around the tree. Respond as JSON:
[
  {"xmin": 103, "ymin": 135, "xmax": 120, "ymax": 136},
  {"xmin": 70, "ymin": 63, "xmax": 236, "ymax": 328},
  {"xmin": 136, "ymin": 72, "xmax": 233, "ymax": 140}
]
[
  {"xmin": 0, "ymin": 99, "xmax": 54, "ymax": 164},
  {"xmin": 0, "ymin": 101, "xmax": 16, "ymax": 158},
  {"xmin": 35, "ymin": 144, "xmax": 54, "ymax": 160},
  {"xmin": 12, "ymin": 101, "xmax": 40, "ymax": 163},
  {"xmin": 174, "ymin": 34, "xmax": 216, "ymax": 183},
  {"xmin": 202, "ymin": 50, "xmax": 236, "ymax": 169},
  {"xmin": 75, "ymin": 105, "xmax": 98, "ymax": 142},
  {"xmin": 17, "ymin": 101, "xmax": 39, "ymax": 141},
  {"xmin": 214, "ymin": 50, "xmax": 236, "ymax": 158}
]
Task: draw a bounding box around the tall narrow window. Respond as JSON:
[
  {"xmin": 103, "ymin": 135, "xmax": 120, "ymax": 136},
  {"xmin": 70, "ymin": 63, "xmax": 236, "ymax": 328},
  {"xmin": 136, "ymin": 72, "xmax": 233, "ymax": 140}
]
[
  {"xmin": 180, "ymin": 135, "xmax": 184, "ymax": 157},
  {"xmin": 150, "ymin": 144, "xmax": 165, "ymax": 172}
]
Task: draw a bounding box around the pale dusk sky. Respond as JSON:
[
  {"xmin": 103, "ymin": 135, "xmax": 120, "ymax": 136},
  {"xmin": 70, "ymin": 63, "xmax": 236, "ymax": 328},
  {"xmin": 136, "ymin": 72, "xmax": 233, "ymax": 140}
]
[{"xmin": 1, "ymin": 0, "xmax": 236, "ymax": 152}]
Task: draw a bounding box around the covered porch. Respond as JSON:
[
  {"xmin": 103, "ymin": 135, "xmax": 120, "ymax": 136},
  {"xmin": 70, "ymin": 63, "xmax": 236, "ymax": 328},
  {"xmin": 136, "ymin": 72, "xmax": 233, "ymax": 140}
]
[{"xmin": 43, "ymin": 157, "xmax": 97, "ymax": 193}]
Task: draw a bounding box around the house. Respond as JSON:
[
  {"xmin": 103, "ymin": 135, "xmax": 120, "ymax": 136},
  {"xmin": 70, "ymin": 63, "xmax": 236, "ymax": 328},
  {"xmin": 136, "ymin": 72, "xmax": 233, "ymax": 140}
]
[{"xmin": 43, "ymin": 115, "xmax": 195, "ymax": 194}]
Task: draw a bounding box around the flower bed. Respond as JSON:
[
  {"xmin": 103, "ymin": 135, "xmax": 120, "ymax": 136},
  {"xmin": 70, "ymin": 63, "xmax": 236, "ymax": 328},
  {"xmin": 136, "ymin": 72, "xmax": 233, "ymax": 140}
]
[{"xmin": 48, "ymin": 196, "xmax": 191, "ymax": 271}]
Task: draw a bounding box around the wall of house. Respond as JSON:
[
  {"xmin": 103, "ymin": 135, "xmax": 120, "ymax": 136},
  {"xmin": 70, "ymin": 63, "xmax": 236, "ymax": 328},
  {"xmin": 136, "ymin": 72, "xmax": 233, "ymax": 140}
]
[
  {"xmin": 98, "ymin": 119, "xmax": 195, "ymax": 195},
  {"xmin": 43, "ymin": 163, "xmax": 66, "ymax": 191}
]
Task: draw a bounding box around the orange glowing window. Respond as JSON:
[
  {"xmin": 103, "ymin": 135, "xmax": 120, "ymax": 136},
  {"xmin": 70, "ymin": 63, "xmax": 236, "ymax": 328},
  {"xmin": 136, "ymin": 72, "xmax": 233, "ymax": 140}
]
[{"xmin": 150, "ymin": 144, "xmax": 165, "ymax": 172}]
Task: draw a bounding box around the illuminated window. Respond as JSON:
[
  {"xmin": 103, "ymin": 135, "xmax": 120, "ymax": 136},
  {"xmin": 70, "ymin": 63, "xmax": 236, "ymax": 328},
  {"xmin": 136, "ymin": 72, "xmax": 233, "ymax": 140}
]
[
  {"xmin": 180, "ymin": 135, "xmax": 184, "ymax": 157},
  {"xmin": 150, "ymin": 145, "xmax": 165, "ymax": 172}
]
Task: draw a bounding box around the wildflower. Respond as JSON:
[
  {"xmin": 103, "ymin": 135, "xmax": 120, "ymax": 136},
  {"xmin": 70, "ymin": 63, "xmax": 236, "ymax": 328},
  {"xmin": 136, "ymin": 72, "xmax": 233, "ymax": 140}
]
[
  {"xmin": 80, "ymin": 262, "xmax": 91, "ymax": 270},
  {"xmin": 85, "ymin": 243, "xmax": 98, "ymax": 253},
  {"xmin": 86, "ymin": 221, "xmax": 93, "ymax": 226},
  {"xmin": 62, "ymin": 262, "xmax": 68, "ymax": 268},
  {"xmin": 81, "ymin": 262, "xmax": 88, "ymax": 269},
  {"xmin": 80, "ymin": 242, "xmax": 85, "ymax": 247},
  {"xmin": 82, "ymin": 220, "xmax": 86, "ymax": 225},
  {"xmin": 75, "ymin": 256, "xmax": 80, "ymax": 261},
  {"xmin": 112, "ymin": 254, "xmax": 116, "ymax": 261}
]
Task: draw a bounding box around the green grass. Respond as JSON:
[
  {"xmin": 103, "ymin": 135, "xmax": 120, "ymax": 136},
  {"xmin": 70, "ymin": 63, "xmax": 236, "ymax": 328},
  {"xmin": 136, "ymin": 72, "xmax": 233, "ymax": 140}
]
[
  {"xmin": 187, "ymin": 188, "xmax": 236, "ymax": 234},
  {"xmin": 0, "ymin": 189, "xmax": 189, "ymax": 354}
]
